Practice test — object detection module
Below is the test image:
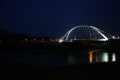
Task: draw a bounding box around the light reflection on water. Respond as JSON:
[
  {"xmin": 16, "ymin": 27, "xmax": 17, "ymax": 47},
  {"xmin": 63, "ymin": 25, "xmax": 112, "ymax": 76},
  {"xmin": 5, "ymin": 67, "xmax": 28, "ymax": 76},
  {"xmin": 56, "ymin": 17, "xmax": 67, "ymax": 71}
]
[
  {"xmin": 88, "ymin": 50, "xmax": 116, "ymax": 64},
  {"xmin": 112, "ymin": 53, "xmax": 116, "ymax": 62},
  {"xmin": 0, "ymin": 50, "xmax": 117, "ymax": 66}
]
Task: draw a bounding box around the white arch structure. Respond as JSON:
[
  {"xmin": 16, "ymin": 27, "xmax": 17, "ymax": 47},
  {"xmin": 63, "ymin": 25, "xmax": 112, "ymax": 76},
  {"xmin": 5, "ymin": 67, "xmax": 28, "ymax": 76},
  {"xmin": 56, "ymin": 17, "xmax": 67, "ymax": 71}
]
[{"xmin": 59, "ymin": 25, "xmax": 109, "ymax": 43}]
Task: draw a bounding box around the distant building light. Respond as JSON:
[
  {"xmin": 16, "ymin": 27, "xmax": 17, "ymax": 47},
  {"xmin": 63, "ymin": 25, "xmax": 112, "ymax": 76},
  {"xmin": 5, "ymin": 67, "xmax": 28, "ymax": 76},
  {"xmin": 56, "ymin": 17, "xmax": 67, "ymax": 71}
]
[
  {"xmin": 112, "ymin": 36, "xmax": 115, "ymax": 39},
  {"xmin": 69, "ymin": 39, "xmax": 73, "ymax": 42},
  {"xmin": 117, "ymin": 36, "xmax": 120, "ymax": 39},
  {"xmin": 33, "ymin": 38, "xmax": 36, "ymax": 41},
  {"xmin": 49, "ymin": 39, "xmax": 53, "ymax": 41},
  {"xmin": 25, "ymin": 38, "xmax": 28, "ymax": 41},
  {"xmin": 74, "ymin": 38, "xmax": 77, "ymax": 40},
  {"xmin": 55, "ymin": 39, "xmax": 58, "ymax": 41}
]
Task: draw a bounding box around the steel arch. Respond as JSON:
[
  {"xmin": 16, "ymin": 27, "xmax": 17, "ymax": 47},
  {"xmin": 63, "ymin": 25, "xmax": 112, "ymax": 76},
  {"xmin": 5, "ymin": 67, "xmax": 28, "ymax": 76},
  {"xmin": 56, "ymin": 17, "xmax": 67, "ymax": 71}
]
[{"xmin": 59, "ymin": 25, "xmax": 109, "ymax": 43}]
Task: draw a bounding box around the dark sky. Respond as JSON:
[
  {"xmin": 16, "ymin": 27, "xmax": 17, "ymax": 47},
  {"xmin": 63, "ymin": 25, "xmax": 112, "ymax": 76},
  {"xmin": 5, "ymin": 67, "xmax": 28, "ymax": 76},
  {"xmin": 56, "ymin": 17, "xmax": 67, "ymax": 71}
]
[{"xmin": 0, "ymin": 0, "xmax": 120, "ymax": 38}]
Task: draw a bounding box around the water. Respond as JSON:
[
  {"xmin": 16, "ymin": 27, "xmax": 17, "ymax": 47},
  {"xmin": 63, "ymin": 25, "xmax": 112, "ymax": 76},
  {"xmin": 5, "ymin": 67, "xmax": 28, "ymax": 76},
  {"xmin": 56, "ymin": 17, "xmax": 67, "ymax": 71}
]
[{"xmin": 0, "ymin": 49, "xmax": 119, "ymax": 67}]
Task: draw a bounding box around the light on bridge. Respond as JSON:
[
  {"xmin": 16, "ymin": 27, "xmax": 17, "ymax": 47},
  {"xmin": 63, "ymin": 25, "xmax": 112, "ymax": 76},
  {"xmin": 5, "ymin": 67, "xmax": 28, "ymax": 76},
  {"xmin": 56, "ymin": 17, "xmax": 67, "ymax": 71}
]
[
  {"xmin": 59, "ymin": 25, "xmax": 110, "ymax": 42},
  {"xmin": 112, "ymin": 36, "xmax": 115, "ymax": 39},
  {"xmin": 58, "ymin": 39, "xmax": 64, "ymax": 43}
]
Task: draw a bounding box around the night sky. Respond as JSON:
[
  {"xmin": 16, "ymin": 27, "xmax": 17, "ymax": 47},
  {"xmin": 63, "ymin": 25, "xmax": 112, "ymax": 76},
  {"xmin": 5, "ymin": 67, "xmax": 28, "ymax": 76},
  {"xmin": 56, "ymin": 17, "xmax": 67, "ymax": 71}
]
[{"xmin": 0, "ymin": 0, "xmax": 120, "ymax": 38}]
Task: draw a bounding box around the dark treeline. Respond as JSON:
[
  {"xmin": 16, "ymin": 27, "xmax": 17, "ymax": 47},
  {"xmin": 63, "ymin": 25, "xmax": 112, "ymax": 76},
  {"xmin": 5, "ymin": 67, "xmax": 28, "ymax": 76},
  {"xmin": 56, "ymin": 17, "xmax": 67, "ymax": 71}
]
[{"xmin": 0, "ymin": 39, "xmax": 120, "ymax": 53}]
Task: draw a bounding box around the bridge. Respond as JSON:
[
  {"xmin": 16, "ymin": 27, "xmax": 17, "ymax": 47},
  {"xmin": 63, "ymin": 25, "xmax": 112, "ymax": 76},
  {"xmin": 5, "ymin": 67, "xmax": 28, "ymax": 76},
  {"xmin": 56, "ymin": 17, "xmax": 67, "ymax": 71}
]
[{"xmin": 59, "ymin": 25, "xmax": 118, "ymax": 43}]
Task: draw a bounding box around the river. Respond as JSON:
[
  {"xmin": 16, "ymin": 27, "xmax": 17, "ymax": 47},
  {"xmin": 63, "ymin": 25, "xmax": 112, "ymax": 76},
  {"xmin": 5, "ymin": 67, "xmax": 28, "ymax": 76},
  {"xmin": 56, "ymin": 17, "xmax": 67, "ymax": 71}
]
[{"xmin": 0, "ymin": 49, "xmax": 119, "ymax": 67}]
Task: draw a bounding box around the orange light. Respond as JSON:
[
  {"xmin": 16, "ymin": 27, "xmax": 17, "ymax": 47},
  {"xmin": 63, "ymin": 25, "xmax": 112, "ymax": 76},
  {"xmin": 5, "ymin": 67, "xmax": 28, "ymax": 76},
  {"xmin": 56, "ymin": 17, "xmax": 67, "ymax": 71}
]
[{"xmin": 89, "ymin": 51, "xmax": 93, "ymax": 64}]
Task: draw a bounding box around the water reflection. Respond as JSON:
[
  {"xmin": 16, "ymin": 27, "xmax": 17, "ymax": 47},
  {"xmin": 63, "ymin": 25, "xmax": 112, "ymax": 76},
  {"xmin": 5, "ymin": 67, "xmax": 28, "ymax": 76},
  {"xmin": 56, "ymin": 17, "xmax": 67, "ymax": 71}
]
[
  {"xmin": 102, "ymin": 52, "xmax": 109, "ymax": 62},
  {"xmin": 89, "ymin": 50, "xmax": 116, "ymax": 64},
  {"xmin": 0, "ymin": 50, "xmax": 118, "ymax": 66},
  {"xmin": 112, "ymin": 53, "xmax": 116, "ymax": 62}
]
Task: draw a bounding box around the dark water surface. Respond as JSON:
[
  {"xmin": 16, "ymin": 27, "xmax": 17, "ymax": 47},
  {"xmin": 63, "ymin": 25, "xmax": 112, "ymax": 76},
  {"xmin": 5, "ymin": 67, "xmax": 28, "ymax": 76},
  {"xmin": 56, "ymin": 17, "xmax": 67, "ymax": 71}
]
[{"xmin": 0, "ymin": 49, "xmax": 119, "ymax": 67}]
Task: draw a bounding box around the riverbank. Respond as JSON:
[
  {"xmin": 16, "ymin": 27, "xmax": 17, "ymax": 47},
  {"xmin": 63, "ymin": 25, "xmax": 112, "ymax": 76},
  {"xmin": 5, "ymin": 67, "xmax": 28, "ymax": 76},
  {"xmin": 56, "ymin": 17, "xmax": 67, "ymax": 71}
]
[{"xmin": 0, "ymin": 39, "xmax": 120, "ymax": 52}]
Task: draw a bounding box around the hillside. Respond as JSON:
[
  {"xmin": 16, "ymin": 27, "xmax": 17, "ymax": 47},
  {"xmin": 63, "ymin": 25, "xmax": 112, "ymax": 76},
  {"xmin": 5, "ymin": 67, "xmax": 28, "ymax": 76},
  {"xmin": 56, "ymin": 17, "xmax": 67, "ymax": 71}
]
[{"xmin": 0, "ymin": 29, "xmax": 29, "ymax": 40}]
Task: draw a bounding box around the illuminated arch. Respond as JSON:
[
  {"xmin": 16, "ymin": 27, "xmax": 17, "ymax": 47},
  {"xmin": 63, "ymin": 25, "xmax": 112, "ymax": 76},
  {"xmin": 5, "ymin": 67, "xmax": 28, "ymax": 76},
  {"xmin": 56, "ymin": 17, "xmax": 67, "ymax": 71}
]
[{"xmin": 59, "ymin": 25, "xmax": 109, "ymax": 43}]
